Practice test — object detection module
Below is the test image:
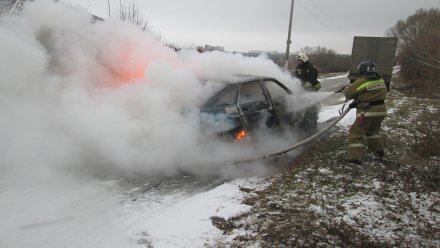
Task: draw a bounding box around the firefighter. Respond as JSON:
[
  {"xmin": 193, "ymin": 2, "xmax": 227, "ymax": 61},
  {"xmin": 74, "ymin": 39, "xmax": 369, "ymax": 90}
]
[
  {"xmin": 295, "ymin": 52, "xmax": 321, "ymax": 130},
  {"xmin": 345, "ymin": 60, "xmax": 387, "ymax": 164},
  {"xmin": 294, "ymin": 52, "xmax": 321, "ymax": 91}
]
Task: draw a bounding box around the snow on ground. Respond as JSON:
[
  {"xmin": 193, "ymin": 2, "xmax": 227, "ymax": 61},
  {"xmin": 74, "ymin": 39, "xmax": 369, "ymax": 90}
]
[
  {"xmin": 0, "ymin": 178, "xmax": 140, "ymax": 248},
  {"xmin": 0, "ymin": 84, "xmax": 346, "ymax": 248},
  {"xmin": 0, "ymin": 174, "xmax": 269, "ymax": 248},
  {"xmin": 319, "ymin": 101, "xmax": 356, "ymax": 129},
  {"xmin": 139, "ymin": 178, "xmax": 267, "ymax": 247}
]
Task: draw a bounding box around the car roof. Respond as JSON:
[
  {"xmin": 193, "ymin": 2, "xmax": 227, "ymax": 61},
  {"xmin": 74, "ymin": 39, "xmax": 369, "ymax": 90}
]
[
  {"xmin": 199, "ymin": 75, "xmax": 283, "ymax": 87},
  {"xmin": 221, "ymin": 75, "xmax": 279, "ymax": 85}
]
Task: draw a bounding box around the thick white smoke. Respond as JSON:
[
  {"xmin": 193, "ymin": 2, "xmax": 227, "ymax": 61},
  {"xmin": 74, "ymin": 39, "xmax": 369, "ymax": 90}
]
[{"xmin": 0, "ymin": 0, "xmax": 312, "ymax": 183}]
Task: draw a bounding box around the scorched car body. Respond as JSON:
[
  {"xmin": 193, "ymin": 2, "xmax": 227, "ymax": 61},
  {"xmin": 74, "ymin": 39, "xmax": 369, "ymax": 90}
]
[{"xmin": 200, "ymin": 76, "xmax": 318, "ymax": 141}]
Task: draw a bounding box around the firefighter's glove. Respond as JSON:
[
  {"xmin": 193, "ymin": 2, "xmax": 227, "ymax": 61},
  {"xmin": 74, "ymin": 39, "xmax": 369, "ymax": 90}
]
[
  {"xmin": 334, "ymin": 86, "xmax": 346, "ymax": 93},
  {"xmin": 348, "ymin": 102, "xmax": 358, "ymax": 109}
]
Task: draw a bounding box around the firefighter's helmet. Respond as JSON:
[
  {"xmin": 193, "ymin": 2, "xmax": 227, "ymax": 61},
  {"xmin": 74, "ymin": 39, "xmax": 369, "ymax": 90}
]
[
  {"xmin": 296, "ymin": 52, "xmax": 309, "ymax": 62},
  {"xmin": 357, "ymin": 60, "xmax": 378, "ymax": 75}
]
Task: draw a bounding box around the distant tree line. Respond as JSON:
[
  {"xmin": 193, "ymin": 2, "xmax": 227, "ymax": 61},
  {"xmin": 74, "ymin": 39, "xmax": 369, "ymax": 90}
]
[
  {"xmin": 387, "ymin": 8, "xmax": 440, "ymax": 98},
  {"xmin": 252, "ymin": 47, "xmax": 350, "ymax": 74},
  {"xmin": 297, "ymin": 46, "xmax": 350, "ymax": 73}
]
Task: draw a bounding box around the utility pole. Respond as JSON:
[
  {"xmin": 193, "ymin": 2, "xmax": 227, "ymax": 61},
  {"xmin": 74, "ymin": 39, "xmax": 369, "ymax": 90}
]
[
  {"xmin": 284, "ymin": 0, "xmax": 294, "ymax": 70},
  {"xmin": 107, "ymin": 0, "xmax": 111, "ymax": 17}
]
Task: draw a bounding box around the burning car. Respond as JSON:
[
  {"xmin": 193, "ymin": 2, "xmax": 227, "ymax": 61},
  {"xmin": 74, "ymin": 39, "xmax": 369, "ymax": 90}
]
[{"xmin": 200, "ymin": 76, "xmax": 318, "ymax": 141}]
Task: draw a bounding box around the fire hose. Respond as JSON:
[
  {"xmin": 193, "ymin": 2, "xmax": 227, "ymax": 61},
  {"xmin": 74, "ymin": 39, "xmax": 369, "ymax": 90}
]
[{"xmin": 234, "ymin": 105, "xmax": 352, "ymax": 164}]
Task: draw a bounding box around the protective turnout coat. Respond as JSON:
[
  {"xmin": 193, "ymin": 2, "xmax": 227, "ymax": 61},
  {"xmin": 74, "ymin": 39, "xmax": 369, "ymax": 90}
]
[
  {"xmin": 295, "ymin": 61, "xmax": 321, "ymax": 91},
  {"xmin": 344, "ymin": 76, "xmax": 388, "ymax": 162},
  {"xmin": 345, "ymin": 77, "xmax": 387, "ymax": 118}
]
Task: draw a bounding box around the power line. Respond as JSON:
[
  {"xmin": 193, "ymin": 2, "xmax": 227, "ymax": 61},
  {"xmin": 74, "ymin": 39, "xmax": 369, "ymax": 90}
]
[
  {"xmin": 308, "ymin": 0, "xmax": 342, "ymax": 31},
  {"xmin": 297, "ymin": 0, "xmax": 339, "ymax": 34}
]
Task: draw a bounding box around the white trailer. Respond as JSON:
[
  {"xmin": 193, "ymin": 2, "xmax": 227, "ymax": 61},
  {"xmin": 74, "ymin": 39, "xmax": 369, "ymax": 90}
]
[{"xmin": 349, "ymin": 36, "xmax": 398, "ymax": 89}]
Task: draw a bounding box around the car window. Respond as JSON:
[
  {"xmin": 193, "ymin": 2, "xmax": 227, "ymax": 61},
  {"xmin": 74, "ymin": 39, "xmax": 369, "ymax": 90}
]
[
  {"xmin": 239, "ymin": 81, "xmax": 265, "ymax": 104},
  {"xmin": 264, "ymin": 80, "xmax": 289, "ymax": 99},
  {"xmin": 207, "ymin": 85, "xmax": 238, "ymax": 108}
]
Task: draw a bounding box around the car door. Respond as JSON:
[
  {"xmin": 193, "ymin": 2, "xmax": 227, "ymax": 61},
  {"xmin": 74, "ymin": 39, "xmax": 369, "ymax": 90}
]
[
  {"xmin": 237, "ymin": 80, "xmax": 275, "ymax": 131},
  {"xmin": 263, "ymin": 79, "xmax": 291, "ymax": 124},
  {"xmin": 262, "ymin": 78, "xmax": 299, "ymax": 126}
]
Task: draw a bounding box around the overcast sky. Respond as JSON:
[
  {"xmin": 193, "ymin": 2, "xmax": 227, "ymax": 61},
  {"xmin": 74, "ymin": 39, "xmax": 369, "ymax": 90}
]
[{"xmin": 64, "ymin": 0, "xmax": 439, "ymax": 54}]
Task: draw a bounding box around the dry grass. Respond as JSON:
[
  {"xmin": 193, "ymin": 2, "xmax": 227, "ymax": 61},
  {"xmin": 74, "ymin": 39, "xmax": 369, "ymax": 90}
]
[{"xmin": 414, "ymin": 107, "xmax": 440, "ymax": 157}]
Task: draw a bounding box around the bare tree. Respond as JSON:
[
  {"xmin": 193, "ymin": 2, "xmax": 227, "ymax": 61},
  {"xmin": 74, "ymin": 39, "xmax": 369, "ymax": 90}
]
[
  {"xmin": 117, "ymin": 0, "xmax": 150, "ymax": 31},
  {"xmin": 112, "ymin": 0, "xmax": 161, "ymax": 40},
  {"xmin": 387, "ymin": 8, "xmax": 440, "ymax": 97}
]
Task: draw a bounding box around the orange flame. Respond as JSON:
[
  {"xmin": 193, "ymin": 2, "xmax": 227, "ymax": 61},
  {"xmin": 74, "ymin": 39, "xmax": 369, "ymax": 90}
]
[
  {"xmin": 235, "ymin": 129, "xmax": 249, "ymax": 141},
  {"xmin": 118, "ymin": 68, "xmax": 146, "ymax": 82},
  {"xmin": 115, "ymin": 47, "xmax": 148, "ymax": 83},
  {"xmin": 104, "ymin": 40, "xmax": 184, "ymax": 86}
]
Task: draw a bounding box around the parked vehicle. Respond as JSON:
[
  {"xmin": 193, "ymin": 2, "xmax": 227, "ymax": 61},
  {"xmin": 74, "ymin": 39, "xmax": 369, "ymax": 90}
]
[
  {"xmin": 348, "ymin": 36, "xmax": 398, "ymax": 89},
  {"xmin": 200, "ymin": 76, "xmax": 318, "ymax": 141}
]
